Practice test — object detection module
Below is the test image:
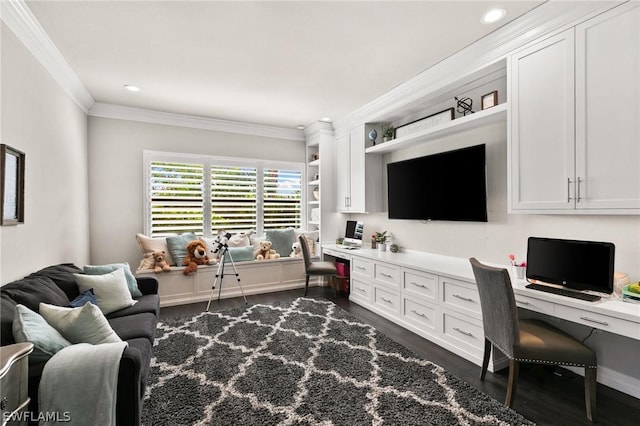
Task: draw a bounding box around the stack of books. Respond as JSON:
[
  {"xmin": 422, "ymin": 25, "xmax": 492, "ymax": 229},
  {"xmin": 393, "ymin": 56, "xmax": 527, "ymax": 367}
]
[{"xmin": 621, "ymin": 284, "xmax": 640, "ymax": 304}]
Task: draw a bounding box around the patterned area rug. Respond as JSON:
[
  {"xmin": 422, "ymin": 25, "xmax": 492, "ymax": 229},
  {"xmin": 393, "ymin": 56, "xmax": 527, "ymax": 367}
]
[{"xmin": 142, "ymin": 297, "xmax": 534, "ymax": 425}]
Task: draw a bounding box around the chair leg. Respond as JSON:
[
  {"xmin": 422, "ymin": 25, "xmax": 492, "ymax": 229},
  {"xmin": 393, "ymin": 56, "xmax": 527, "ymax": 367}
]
[
  {"xmin": 304, "ymin": 274, "xmax": 309, "ymax": 296},
  {"xmin": 330, "ymin": 276, "xmax": 337, "ymax": 297},
  {"xmin": 505, "ymin": 359, "xmax": 519, "ymax": 408},
  {"xmin": 585, "ymin": 367, "xmax": 597, "ymax": 422},
  {"xmin": 480, "ymin": 338, "xmax": 491, "ymax": 380}
]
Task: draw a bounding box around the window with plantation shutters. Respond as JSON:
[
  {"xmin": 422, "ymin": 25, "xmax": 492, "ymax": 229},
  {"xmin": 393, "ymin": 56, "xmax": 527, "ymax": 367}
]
[
  {"xmin": 144, "ymin": 151, "xmax": 304, "ymax": 238},
  {"xmin": 149, "ymin": 161, "xmax": 204, "ymax": 237}
]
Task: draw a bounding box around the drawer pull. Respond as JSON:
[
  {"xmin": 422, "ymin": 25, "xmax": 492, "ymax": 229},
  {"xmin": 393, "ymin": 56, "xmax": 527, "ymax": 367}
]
[
  {"xmin": 411, "ymin": 309, "xmax": 427, "ymax": 319},
  {"xmin": 453, "ymin": 294, "xmax": 475, "ymax": 303},
  {"xmin": 580, "ymin": 316, "xmax": 609, "ymax": 326},
  {"xmin": 411, "ymin": 282, "xmax": 427, "ymax": 289},
  {"xmin": 380, "ymin": 273, "xmax": 393, "ymax": 278},
  {"xmin": 380, "ymin": 297, "xmax": 392, "ymax": 304},
  {"xmin": 357, "ymin": 288, "xmax": 366, "ymax": 293},
  {"xmin": 453, "ymin": 327, "xmax": 474, "ymax": 337},
  {"xmin": 356, "ymin": 266, "xmax": 367, "ymax": 271},
  {"xmin": 517, "ymin": 300, "xmax": 530, "ymax": 305}
]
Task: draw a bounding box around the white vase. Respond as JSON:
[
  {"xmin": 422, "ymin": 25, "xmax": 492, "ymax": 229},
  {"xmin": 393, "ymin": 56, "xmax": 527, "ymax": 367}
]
[{"xmin": 377, "ymin": 243, "xmax": 387, "ymax": 252}]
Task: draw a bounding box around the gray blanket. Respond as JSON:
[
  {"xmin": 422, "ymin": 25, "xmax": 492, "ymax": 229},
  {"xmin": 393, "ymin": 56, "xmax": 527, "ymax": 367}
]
[{"xmin": 39, "ymin": 342, "xmax": 128, "ymax": 426}]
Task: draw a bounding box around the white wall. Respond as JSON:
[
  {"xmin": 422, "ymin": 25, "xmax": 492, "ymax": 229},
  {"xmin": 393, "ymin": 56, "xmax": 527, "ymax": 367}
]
[
  {"xmin": 86, "ymin": 116, "xmax": 306, "ymax": 269},
  {"xmin": 0, "ymin": 23, "xmax": 89, "ymax": 284}
]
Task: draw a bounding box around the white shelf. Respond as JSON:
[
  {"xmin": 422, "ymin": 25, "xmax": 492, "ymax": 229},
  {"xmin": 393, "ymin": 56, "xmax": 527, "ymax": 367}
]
[
  {"xmin": 308, "ymin": 200, "xmax": 319, "ymax": 205},
  {"xmin": 308, "ymin": 220, "xmax": 320, "ymax": 226},
  {"xmin": 365, "ymin": 103, "xmax": 508, "ymax": 154},
  {"xmin": 308, "ymin": 179, "xmax": 320, "ymax": 186},
  {"xmin": 308, "ymin": 159, "xmax": 320, "ymax": 166}
]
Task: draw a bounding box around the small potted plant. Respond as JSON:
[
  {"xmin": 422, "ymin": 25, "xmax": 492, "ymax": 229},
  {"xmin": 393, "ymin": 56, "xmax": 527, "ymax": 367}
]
[
  {"xmin": 375, "ymin": 231, "xmax": 388, "ymax": 252},
  {"xmin": 382, "ymin": 125, "xmax": 394, "ymax": 142},
  {"xmin": 508, "ymin": 254, "xmax": 527, "ymax": 279}
]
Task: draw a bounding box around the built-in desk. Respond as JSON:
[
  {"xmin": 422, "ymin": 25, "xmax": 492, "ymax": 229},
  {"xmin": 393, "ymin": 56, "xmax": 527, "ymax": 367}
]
[{"xmin": 322, "ymin": 245, "xmax": 640, "ymax": 396}]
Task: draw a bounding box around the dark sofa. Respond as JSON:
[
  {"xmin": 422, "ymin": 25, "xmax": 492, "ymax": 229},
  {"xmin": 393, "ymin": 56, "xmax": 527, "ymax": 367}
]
[{"xmin": 0, "ymin": 263, "xmax": 159, "ymax": 426}]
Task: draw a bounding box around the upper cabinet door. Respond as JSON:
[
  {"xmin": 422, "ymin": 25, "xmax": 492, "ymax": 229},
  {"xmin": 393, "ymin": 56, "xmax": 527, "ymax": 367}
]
[
  {"xmin": 510, "ymin": 29, "xmax": 576, "ymax": 211},
  {"xmin": 575, "ymin": 3, "xmax": 640, "ymax": 210},
  {"xmin": 335, "ymin": 132, "xmax": 351, "ymax": 212}
]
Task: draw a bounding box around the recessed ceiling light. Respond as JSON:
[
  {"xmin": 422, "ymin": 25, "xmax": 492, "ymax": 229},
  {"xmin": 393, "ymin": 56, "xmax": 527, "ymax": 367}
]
[
  {"xmin": 123, "ymin": 84, "xmax": 140, "ymax": 92},
  {"xmin": 481, "ymin": 8, "xmax": 506, "ymax": 24},
  {"xmin": 320, "ymin": 117, "xmax": 331, "ymax": 122}
]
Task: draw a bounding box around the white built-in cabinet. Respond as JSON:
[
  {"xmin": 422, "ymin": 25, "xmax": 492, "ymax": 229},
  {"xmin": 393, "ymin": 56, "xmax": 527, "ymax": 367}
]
[
  {"xmin": 509, "ymin": 2, "xmax": 640, "ymax": 213},
  {"xmin": 335, "ymin": 124, "xmax": 382, "ymax": 213}
]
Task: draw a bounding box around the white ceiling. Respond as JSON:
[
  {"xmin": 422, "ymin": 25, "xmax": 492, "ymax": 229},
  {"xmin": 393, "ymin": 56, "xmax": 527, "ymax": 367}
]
[{"xmin": 26, "ymin": 1, "xmax": 544, "ymax": 129}]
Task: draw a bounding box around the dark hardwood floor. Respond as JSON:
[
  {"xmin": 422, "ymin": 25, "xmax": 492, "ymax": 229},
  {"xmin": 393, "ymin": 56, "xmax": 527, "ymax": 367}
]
[{"xmin": 160, "ymin": 287, "xmax": 640, "ymax": 426}]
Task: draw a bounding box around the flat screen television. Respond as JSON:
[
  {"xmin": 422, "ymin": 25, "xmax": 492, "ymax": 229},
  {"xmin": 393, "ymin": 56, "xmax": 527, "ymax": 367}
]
[
  {"xmin": 526, "ymin": 237, "xmax": 615, "ymax": 294},
  {"xmin": 387, "ymin": 144, "xmax": 487, "ymax": 222}
]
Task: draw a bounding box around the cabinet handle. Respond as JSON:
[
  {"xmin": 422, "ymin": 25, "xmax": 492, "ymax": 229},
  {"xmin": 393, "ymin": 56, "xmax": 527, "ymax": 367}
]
[
  {"xmin": 380, "ymin": 297, "xmax": 392, "ymax": 303},
  {"xmin": 356, "ymin": 266, "xmax": 366, "ymax": 271},
  {"xmin": 357, "ymin": 288, "xmax": 366, "ymax": 293},
  {"xmin": 411, "ymin": 282, "xmax": 427, "ymax": 289},
  {"xmin": 517, "ymin": 300, "xmax": 530, "ymax": 306},
  {"xmin": 567, "ymin": 178, "xmax": 574, "ymax": 202},
  {"xmin": 380, "ymin": 272, "xmax": 393, "ymax": 278},
  {"xmin": 411, "ymin": 309, "xmax": 427, "ymax": 318},
  {"xmin": 580, "ymin": 316, "xmax": 609, "ymax": 326},
  {"xmin": 453, "ymin": 294, "xmax": 474, "ymax": 303},
  {"xmin": 577, "ymin": 177, "xmax": 582, "ymax": 202},
  {"xmin": 453, "ymin": 327, "xmax": 474, "ymax": 337}
]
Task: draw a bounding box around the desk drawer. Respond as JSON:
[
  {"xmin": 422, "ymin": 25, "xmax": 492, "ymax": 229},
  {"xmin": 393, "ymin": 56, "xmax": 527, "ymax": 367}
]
[
  {"xmin": 515, "ymin": 293, "xmax": 555, "ymax": 315},
  {"xmin": 441, "ymin": 277, "xmax": 481, "ymax": 319},
  {"xmin": 374, "ymin": 287, "xmax": 400, "ymax": 316},
  {"xmin": 351, "ymin": 258, "xmax": 373, "ymax": 279},
  {"xmin": 442, "ymin": 312, "xmax": 484, "ymax": 355},
  {"xmin": 375, "ymin": 263, "xmax": 400, "ymax": 289},
  {"xmin": 403, "ymin": 270, "xmax": 438, "ymax": 302},
  {"xmin": 555, "ymin": 304, "xmax": 640, "ymax": 339},
  {"xmin": 350, "ymin": 278, "xmax": 372, "ymax": 305},
  {"xmin": 403, "ymin": 298, "xmax": 437, "ymax": 332}
]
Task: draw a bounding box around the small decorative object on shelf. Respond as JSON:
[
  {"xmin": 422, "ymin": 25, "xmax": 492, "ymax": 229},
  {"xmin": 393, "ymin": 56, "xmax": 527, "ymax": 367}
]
[
  {"xmin": 375, "ymin": 231, "xmax": 388, "ymax": 252},
  {"xmin": 394, "ymin": 108, "xmax": 454, "ymax": 139},
  {"xmin": 312, "ymin": 187, "xmax": 320, "ymax": 200},
  {"xmin": 481, "ymin": 91, "xmax": 498, "ymax": 110},
  {"xmin": 508, "ymin": 253, "xmax": 527, "ymax": 279},
  {"xmin": 371, "ymin": 234, "xmax": 377, "ymax": 249},
  {"xmin": 382, "ymin": 125, "xmax": 395, "ymax": 142},
  {"xmin": 310, "ymin": 152, "xmax": 319, "ymax": 161},
  {"xmin": 368, "ymin": 129, "xmax": 378, "ymax": 146},
  {"xmin": 455, "ymin": 96, "xmax": 474, "ymax": 116},
  {"xmin": 389, "ymin": 243, "xmax": 399, "ymax": 253}
]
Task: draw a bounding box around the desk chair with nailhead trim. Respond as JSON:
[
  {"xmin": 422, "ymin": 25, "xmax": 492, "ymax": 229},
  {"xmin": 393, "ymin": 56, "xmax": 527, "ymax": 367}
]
[
  {"xmin": 299, "ymin": 235, "xmax": 337, "ymax": 297},
  {"xmin": 469, "ymin": 258, "xmax": 598, "ymax": 421}
]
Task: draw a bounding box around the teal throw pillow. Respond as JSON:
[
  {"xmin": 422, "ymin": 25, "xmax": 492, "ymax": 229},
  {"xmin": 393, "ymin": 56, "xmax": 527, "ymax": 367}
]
[
  {"xmin": 166, "ymin": 232, "xmax": 198, "ymax": 266},
  {"xmin": 224, "ymin": 246, "xmax": 255, "ymax": 263},
  {"xmin": 83, "ymin": 263, "xmax": 142, "ymax": 297},
  {"xmin": 12, "ymin": 304, "xmax": 71, "ymax": 364},
  {"xmin": 265, "ymin": 228, "xmax": 296, "ymax": 259}
]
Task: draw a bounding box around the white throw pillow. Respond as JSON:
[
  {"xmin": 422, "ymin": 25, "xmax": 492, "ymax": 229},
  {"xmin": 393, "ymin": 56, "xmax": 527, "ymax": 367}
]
[
  {"xmin": 74, "ymin": 269, "xmax": 137, "ymax": 315},
  {"xmin": 39, "ymin": 302, "xmax": 122, "ymax": 345}
]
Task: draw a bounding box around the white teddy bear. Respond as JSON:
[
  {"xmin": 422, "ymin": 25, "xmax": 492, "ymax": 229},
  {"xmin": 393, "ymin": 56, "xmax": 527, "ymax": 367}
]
[{"xmin": 290, "ymin": 241, "xmax": 303, "ymax": 258}]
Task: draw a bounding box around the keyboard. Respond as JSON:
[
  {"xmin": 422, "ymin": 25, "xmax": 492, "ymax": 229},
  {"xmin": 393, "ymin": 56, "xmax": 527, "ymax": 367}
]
[{"xmin": 525, "ymin": 283, "xmax": 601, "ymax": 302}]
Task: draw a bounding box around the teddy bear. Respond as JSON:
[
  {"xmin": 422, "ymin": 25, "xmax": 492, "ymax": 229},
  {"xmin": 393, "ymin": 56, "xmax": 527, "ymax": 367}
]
[
  {"xmin": 152, "ymin": 250, "xmax": 172, "ymax": 273},
  {"xmin": 254, "ymin": 240, "xmax": 280, "ymax": 261},
  {"xmin": 289, "ymin": 242, "xmax": 302, "ymax": 258},
  {"xmin": 183, "ymin": 239, "xmax": 214, "ymax": 275}
]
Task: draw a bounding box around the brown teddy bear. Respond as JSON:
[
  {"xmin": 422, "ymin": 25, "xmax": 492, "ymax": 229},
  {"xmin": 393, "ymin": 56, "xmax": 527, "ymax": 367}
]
[
  {"xmin": 183, "ymin": 239, "xmax": 213, "ymax": 275},
  {"xmin": 153, "ymin": 250, "xmax": 171, "ymax": 273},
  {"xmin": 254, "ymin": 240, "xmax": 280, "ymax": 261}
]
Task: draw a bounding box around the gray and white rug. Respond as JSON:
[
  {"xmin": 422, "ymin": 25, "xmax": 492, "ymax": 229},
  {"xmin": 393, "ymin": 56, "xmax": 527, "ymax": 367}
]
[{"xmin": 142, "ymin": 297, "xmax": 534, "ymax": 425}]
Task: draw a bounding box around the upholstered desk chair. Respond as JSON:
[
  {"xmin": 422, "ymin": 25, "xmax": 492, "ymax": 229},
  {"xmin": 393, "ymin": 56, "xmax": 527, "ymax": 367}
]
[
  {"xmin": 469, "ymin": 258, "xmax": 597, "ymax": 421},
  {"xmin": 299, "ymin": 236, "xmax": 337, "ymax": 296}
]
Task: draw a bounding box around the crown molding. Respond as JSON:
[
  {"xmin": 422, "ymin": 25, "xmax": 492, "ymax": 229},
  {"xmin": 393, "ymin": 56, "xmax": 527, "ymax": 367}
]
[
  {"xmin": 89, "ymin": 103, "xmax": 305, "ymax": 141},
  {"xmin": 333, "ymin": 0, "xmax": 623, "ymax": 134},
  {"xmin": 1, "ymin": 0, "xmax": 94, "ymax": 113}
]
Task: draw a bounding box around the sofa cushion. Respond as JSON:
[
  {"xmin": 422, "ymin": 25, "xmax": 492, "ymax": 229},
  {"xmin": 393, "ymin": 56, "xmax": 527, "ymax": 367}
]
[
  {"xmin": 1, "ymin": 295, "xmax": 17, "ymax": 346},
  {"xmin": 28, "ymin": 263, "xmax": 82, "ymax": 301},
  {"xmin": 39, "ymin": 302, "xmax": 122, "ymax": 345},
  {"xmin": 74, "ymin": 269, "xmax": 137, "ymax": 315},
  {"xmin": 224, "ymin": 246, "xmax": 255, "ymax": 262},
  {"xmin": 136, "ymin": 233, "xmax": 175, "ymax": 266},
  {"xmin": 106, "ymin": 294, "xmax": 160, "ymax": 319},
  {"xmin": 109, "ymin": 313, "xmax": 157, "ymax": 342},
  {"xmin": 266, "ymin": 228, "xmax": 296, "ymax": 258},
  {"xmin": 83, "ymin": 263, "xmax": 142, "ymax": 297},
  {"xmin": 125, "ymin": 337, "xmax": 153, "ymax": 395},
  {"xmin": 12, "ymin": 304, "xmax": 71, "ymax": 364},
  {"xmin": 1, "ymin": 275, "xmax": 69, "ymax": 312},
  {"xmin": 166, "ymin": 232, "xmax": 198, "ymax": 266}
]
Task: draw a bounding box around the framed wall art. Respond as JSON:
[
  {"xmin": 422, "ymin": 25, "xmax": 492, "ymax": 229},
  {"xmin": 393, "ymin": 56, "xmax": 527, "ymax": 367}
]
[
  {"xmin": 394, "ymin": 108, "xmax": 454, "ymax": 139},
  {"xmin": 481, "ymin": 91, "xmax": 498, "ymax": 110},
  {"xmin": 1, "ymin": 144, "xmax": 25, "ymax": 225}
]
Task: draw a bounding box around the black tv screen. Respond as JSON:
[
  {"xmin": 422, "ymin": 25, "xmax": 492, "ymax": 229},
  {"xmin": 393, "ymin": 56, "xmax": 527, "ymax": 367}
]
[
  {"xmin": 387, "ymin": 144, "xmax": 487, "ymax": 222},
  {"xmin": 526, "ymin": 237, "xmax": 615, "ymax": 293}
]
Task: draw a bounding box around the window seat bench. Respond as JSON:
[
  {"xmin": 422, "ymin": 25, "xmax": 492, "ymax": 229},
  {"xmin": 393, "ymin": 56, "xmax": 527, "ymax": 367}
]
[{"xmin": 136, "ymin": 257, "xmax": 313, "ymax": 307}]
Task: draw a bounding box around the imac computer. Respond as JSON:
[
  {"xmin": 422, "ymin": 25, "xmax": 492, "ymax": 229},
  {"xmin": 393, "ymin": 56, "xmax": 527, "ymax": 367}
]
[{"xmin": 341, "ymin": 220, "xmax": 364, "ymax": 248}]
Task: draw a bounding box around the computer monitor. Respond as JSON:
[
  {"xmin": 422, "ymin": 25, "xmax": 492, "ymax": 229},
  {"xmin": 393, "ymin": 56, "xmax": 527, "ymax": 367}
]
[{"xmin": 343, "ymin": 220, "xmax": 364, "ymax": 246}]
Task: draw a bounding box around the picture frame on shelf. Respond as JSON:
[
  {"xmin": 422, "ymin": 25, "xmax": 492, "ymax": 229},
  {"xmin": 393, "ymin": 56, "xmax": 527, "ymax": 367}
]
[
  {"xmin": 481, "ymin": 91, "xmax": 498, "ymax": 110},
  {"xmin": 1, "ymin": 144, "xmax": 25, "ymax": 225},
  {"xmin": 394, "ymin": 107, "xmax": 454, "ymax": 139}
]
